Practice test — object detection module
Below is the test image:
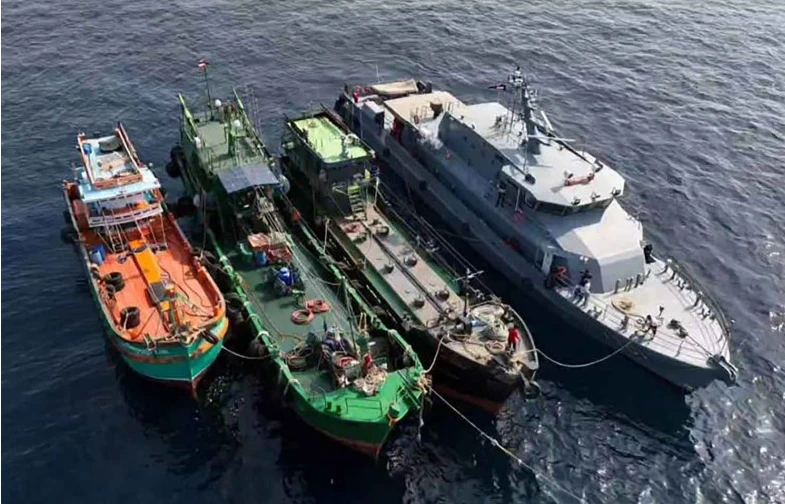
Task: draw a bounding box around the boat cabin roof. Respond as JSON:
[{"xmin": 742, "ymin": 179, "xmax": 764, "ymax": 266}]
[
  {"xmin": 77, "ymin": 129, "xmax": 159, "ymax": 203},
  {"xmin": 217, "ymin": 162, "xmax": 279, "ymax": 194},
  {"xmin": 384, "ymin": 89, "xmax": 626, "ymax": 210},
  {"xmin": 290, "ymin": 114, "xmax": 370, "ymax": 164},
  {"xmin": 459, "ymin": 101, "xmax": 626, "ymax": 209}
]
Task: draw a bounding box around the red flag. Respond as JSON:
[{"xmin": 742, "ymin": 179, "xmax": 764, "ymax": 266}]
[{"xmin": 198, "ymin": 58, "xmax": 208, "ymax": 70}]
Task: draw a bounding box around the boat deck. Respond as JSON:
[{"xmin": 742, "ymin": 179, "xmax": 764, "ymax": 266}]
[
  {"xmin": 194, "ymin": 117, "xmax": 264, "ymax": 175},
  {"xmin": 228, "ymin": 232, "xmax": 368, "ymax": 394},
  {"xmin": 557, "ymin": 257, "xmax": 729, "ymax": 367},
  {"xmin": 338, "ymin": 206, "xmax": 460, "ymax": 327},
  {"xmin": 336, "ymin": 205, "xmax": 536, "ymax": 372},
  {"xmin": 92, "ymin": 219, "xmax": 223, "ymax": 343}
]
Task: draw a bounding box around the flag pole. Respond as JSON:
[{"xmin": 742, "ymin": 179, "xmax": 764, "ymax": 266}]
[{"xmin": 200, "ymin": 59, "xmax": 213, "ymax": 118}]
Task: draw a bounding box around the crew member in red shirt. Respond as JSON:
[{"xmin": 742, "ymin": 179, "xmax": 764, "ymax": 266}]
[{"xmin": 507, "ymin": 325, "xmax": 521, "ymax": 353}]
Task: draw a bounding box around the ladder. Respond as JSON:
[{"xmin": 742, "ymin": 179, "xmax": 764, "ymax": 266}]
[
  {"xmin": 104, "ymin": 221, "xmax": 126, "ymax": 253},
  {"xmin": 347, "ymin": 184, "xmax": 366, "ymax": 221}
]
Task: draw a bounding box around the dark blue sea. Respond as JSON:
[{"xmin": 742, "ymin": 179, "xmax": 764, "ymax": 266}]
[{"xmin": 3, "ymin": 1, "xmax": 785, "ymax": 502}]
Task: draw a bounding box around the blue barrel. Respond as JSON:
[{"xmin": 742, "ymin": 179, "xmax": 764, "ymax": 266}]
[
  {"xmin": 94, "ymin": 244, "xmax": 107, "ymax": 261},
  {"xmin": 83, "ymin": 144, "xmax": 92, "ymax": 155},
  {"xmin": 90, "ymin": 247, "xmax": 104, "ymax": 265},
  {"xmin": 254, "ymin": 251, "xmax": 268, "ymax": 267}
]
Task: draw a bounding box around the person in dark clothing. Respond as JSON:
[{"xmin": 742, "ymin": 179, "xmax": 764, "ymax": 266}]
[{"xmin": 496, "ymin": 181, "xmax": 507, "ymax": 207}]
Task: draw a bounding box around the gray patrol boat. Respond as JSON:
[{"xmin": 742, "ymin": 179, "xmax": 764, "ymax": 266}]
[{"xmin": 335, "ymin": 67, "xmax": 737, "ymax": 391}]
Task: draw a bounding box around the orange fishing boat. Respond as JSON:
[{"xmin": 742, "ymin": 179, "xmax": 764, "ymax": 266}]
[{"xmin": 62, "ymin": 124, "xmax": 228, "ymax": 391}]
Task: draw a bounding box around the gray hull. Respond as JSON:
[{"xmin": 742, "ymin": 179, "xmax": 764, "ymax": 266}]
[{"xmin": 345, "ymin": 100, "xmax": 726, "ymax": 391}]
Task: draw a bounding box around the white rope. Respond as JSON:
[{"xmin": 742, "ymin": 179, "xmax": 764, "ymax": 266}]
[
  {"xmin": 424, "ymin": 334, "xmax": 447, "ymax": 374},
  {"xmin": 536, "ymin": 334, "xmax": 641, "ymax": 369},
  {"xmin": 429, "ymin": 386, "xmax": 585, "ymax": 503}
]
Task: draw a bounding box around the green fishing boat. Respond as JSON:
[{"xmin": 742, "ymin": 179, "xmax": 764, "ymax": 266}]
[
  {"xmin": 279, "ymin": 108, "xmax": 539, "ymax": 413},
  {"xmin": 169, "ymin": 82, "xmax": 428, "ymax": 457}
]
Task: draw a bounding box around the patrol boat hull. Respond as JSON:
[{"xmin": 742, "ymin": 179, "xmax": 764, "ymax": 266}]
[{"xmin": 337, "ymin": 85, "xmax": 734, "ymax": 392}]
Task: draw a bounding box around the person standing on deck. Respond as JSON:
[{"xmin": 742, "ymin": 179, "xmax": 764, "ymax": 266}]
[
  {"xmin": 506, "ymin": 325, "xmax": 521, "ymax": 353},
  {"xmin": 496, "ymin": 180, "xmax": 507, "ymax": 207}
]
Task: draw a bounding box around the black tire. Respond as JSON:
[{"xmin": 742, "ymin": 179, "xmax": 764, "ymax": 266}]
[
  {"xmin": 225, "ymin": 293, "xmax": 246, "ymax": 325},
  {"xmin": 248, "ymin": 338, "xmax": 265, "ymax": 358},
  {"xmin": 104, "ymin": 272, "xmax": 125, "ymax": 292},
  {"xmin": 170, "ymin": 146, "xmax": 184, "ymax": 163},
  {"xmin": 120, "ymin": 307, "xmax": 141, "ymax": 329},
  {"xmin": 166, "ymin": 160, "xmax": 180, "ymax": 178},
  {"xmin": 63, "ymin": 210, "xmax": 72, "ymax": 226},
  {"xmin": 60, "ymin": 226, "xmax": 77, "ymax": 244},
  {"xmin": 203, "ymin": 330, "xmax": 219, "ymax": 345}
]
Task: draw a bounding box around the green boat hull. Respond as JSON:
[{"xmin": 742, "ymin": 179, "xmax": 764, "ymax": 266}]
[
  {"xmin": 209, "ymin": 232, "xmax": 424, "ymax": 458},
  {"xmin": 81, "ymin": 246, "xmax": 227, "ymax": 391},
  {"xmin": 174, "ymin": 91, "xmax": 427, "ymax": 456}
]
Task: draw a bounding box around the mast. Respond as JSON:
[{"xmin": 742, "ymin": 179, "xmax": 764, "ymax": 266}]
[
  {"xmin": 508, "ymin": 66, "xmax": 540, "ymax": 154},
  {"xmin": 199, "ymin": 58, "xmax": 213, "ymax": 119}
]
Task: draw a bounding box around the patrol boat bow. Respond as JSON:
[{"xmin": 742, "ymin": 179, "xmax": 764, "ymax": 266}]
[{"xmin": 336, "ymin": 68, "xmax": 737, "ymax": 391}]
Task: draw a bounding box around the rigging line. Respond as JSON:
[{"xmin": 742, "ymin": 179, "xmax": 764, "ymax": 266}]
[
  {"xmin": 428, "ymin": 386, "xmax": 586, "ymax": 504},
  {"xmin": 536, "ymin": 334, "xmax": 643, "ymax": 369}
]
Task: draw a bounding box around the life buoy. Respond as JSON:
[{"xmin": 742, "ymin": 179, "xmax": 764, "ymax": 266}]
[
  {"xmin": 291, "ymin": 309, "xmax": 314, "ymax": 325},
  {"xmin": 338, "ymin": 356, "xmax": 354, "ymax": 368},
  {"xmin": 305, "ymin": 299, "xmax": 330, "ymax": 313}
]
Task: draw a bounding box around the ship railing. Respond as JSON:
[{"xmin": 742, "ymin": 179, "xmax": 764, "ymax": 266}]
[
  {"xmin": 87, "ymin": 203, "xmax": 163, "ymax": 227},
  {"xmin": 657, "ymin": 255, "xmax": 731, "ymax": 344},
  {"xmin": 553, "ymin": 277, "xmax": 718, "ymax": 360}
]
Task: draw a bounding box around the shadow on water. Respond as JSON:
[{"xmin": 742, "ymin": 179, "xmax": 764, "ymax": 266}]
[{"xmin": 105, "ymin": 339, "xmax": 242, "ymax": 477}]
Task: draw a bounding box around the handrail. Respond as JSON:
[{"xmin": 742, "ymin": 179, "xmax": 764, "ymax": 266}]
[
  {"xmin": 662, "ymin": 256, "xmax": 731, "ymax": 337},
  {"xmin": 87, "ymin": 204, "xmax": 163, "ymax": 227}
]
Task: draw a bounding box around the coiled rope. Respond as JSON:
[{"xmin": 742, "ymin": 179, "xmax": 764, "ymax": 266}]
[
  {"xmin": 536, "ymin": 334, "xmax": 642, "ymax": 369},
  {"xmin": 428, "ymin": 386, "xmax": 585, "ymax": 503}
]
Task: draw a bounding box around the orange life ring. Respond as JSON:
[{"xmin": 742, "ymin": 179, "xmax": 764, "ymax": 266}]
[
  {"xmin": 291, "ymin": 309, "xmax": 314, "ymax": 325},
  {"xmin": 338, "ymin": 356, "xmax": 354, "ymax": 368},
  {"xmin": 305, "ymin": 299, "xmax": 330, "ymax": 313}
]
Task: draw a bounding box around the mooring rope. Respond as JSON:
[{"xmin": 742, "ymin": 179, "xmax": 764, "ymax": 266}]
[
  {"xmin": 221, "ymin": 345, "xmax": 270, "ymax": 361},
  {"xmin": 536, "ymin": 334, "xmax": 642, "ymax": 369},
  {"xmin": 428, "ymin": 386, "xmax": 586, "ymax": 503},
  {"xmin": 424, "ymin": 334, "xmax": 448, "ymax": 374}
]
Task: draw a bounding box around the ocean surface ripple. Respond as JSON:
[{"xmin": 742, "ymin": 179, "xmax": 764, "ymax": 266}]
[{"xmin": 3, "ymin": 1, "xmax": 785, "ymax": 502}]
